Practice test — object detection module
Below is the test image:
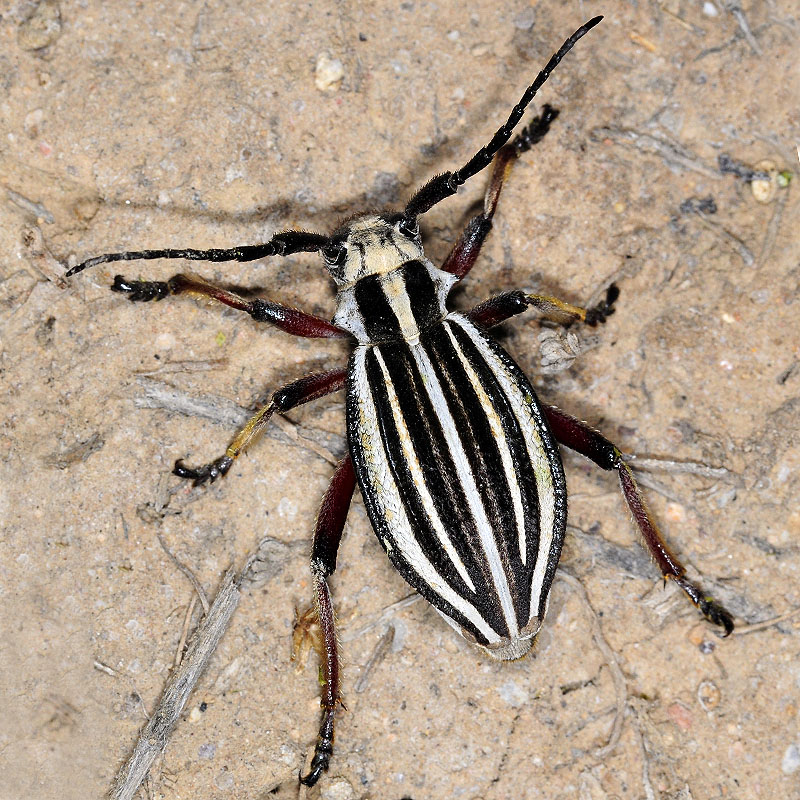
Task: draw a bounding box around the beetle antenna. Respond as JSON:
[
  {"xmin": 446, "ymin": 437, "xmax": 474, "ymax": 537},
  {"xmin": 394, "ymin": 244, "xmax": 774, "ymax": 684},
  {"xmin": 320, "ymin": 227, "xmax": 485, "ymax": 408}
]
[
  {"xmin": 65, "ymin": 230, "xmax": 329, "ymax": 276},
  {"xmin": 404, "ymin": 15, "xmax": 603, "ymax": 219}
]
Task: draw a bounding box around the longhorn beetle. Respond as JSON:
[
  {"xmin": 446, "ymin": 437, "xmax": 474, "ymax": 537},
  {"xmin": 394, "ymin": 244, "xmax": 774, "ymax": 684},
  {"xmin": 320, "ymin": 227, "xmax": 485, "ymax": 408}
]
[{"xmin": 66, "ymin": 16, "xmax": 734, "ymax": 787}]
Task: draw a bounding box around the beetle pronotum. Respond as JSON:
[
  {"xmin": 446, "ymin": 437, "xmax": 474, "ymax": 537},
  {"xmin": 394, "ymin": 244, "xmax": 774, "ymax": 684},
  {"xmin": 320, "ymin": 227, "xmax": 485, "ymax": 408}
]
[{"xmin": 66, "ymin": 16, "xmax": 734, "ymax": 786}]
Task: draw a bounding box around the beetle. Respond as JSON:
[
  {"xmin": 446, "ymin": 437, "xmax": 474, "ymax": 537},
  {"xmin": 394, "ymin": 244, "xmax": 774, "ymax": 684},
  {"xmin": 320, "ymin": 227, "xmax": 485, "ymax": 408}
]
[{"xmin": 66, "ymin": 16, "xmax": 734, "ymax": 786}]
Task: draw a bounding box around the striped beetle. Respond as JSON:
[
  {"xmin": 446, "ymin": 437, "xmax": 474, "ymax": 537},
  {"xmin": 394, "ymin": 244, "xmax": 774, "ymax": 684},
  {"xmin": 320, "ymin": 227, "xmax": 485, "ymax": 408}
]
[{"xmin": 66, "ymin": 16, "xmax": 734, "ymax": 786}]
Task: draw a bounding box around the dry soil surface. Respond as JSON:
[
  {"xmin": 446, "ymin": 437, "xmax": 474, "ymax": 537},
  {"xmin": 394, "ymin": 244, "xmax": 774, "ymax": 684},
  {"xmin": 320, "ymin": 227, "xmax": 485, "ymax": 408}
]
[{"xmin": 1, "ymin": 1, "xmax": 799, "ymax": 799}]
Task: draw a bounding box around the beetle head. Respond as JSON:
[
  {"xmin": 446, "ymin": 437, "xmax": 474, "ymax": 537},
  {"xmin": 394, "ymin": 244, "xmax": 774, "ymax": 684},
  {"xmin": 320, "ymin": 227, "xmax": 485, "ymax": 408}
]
[{"xmin": 321, "ymin": 213, "xmax": 424, "ymax": 287}]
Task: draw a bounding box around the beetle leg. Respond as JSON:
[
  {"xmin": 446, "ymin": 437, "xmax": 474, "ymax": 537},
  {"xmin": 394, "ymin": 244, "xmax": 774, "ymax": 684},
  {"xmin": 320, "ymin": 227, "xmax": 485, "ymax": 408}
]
[
  {"xmin": 442, "ymin": 106, "xmax": 560, "ymax": 281},
  {"xmin": 174, "ymin": 369, "xmax": 347, "ymax": 485},
  {"xmin": 543, "ymin": 405, "xmax": 735, "ymax": 636},
  {"xmin": 110, "ymin": 272, "xmax": 348, "ymax": 338},
  {"xmin": 466, "ymin": 284, "xmax": 619, "ymax": 328},
  {"xmin": 300, "ymin": 455, "xmax": 357, "ymax": 787}
]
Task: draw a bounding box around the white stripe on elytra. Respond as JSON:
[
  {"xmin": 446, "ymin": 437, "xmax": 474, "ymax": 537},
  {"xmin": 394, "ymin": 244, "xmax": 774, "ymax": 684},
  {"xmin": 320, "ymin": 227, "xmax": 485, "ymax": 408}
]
[
  {"xmin": 352, "ymin": 347, "xmax": 499, "ymax": 643},
  {"xmin": 373, "ymin": 349, "xmax": 476, "ymax": 592},
  {"xmin": 410, "ymin": 343, "xmax": 520, "ymax": 638},
  {"xmin": 443, "ymin": 322, "xmax": 527, "ymax": 567},
  {"xmin": 449, "ymin": 315, "xmax": 557, "ymax": 622}
]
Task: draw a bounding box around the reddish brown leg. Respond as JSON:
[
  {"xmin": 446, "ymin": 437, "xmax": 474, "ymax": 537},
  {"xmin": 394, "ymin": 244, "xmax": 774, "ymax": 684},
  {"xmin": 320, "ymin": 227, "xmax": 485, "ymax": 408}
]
[
  {"xmin": 442, "ymin": 106, "xmax": 559, "ymax": 280},
  {"xmin": 111, "ymin": 272, "xmax": 347, "ymax": 338},
  {"xmin": 174, "ymin": 369, "xmax": 348, "ymax": 485},
  {"xmin": 467, "ymin": 285, "xmax": 618, "ymax": 329},
  {"xmin": 300, "ymin": 455, "xmax": 357, "ymax": 787},
  {"xmin": 544, "ymin": 405, "xmax": 734, "ymax": 635}
]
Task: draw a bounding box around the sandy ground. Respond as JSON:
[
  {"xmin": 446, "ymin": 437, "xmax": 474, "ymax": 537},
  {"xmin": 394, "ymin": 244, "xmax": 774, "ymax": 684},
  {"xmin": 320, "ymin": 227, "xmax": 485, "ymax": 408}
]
[{"xmin": 2, "ymin": 1, "xmax": 799, "ymax": 799}]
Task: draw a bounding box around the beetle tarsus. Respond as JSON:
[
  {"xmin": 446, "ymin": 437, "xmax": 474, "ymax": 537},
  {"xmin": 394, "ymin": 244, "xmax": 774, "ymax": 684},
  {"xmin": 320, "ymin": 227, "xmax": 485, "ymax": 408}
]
[
  {"xmin": 584, "ymin": 284, "xmax": 620, "ymax": 326},
  {"xmin": 111, "ymin": 274, "xmax": 171, "ymax": 302},
  {"xmin": 512, "ymin": 103, "xmax": 560, "ymax": 154},
  {"xmin": 173, "ymin": 455, "xmax": 233, "ymax": 486},
  {"xmin": 299, "ymin": 711, "xmax": 335, "ymax": 787},
  {"xmin": 674, "ymin": 575, "xmax": 734, "ymax": 636}
]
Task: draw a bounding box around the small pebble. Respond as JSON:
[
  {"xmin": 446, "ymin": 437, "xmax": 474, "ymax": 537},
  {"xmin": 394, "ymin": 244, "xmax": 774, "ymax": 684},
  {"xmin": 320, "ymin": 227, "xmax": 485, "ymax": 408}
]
[
  {"xmin": 72, "ymin": 196, "xmax": 100, "ymax": 222},
  {"xmin": 667, "ymin": 702, "xmax": 693, "ymax": 731},
  {"xmin": 782, "ymin": 743, "xmax": 800, "ymax": 775},
  {"xmin": 513, "ymin": 7, "xmax": 536, "ymax": 30},
  {"xmin": 751, "ymin": 160, "xmax": 778, "ymax": 204},
  {"xmin": 198, "ymin": 742, "xmax": 217, "ymax": 759},
  {"xmin": 24, "ymin": 108, "xmax": 44, "ymax": 138},
  {"xmin": 214, "ymin": 767, "xmax": 234, "ymax": 790},
  {"xmin": 697, "ymin": 679, "xmax": 721, "ymax": 710},
  {"xmin": 665, "ymin": 502, "xmax": 686, "ymax": 523},
  {"xmin": 321, "ymin": 776, "xmax": 356, "ymax": 800},
  {"xmin": 687, "ymin": 624, "xmax": 706, "ymax": 646},
  {"xmin": 17, "ymin": 0, "xmax": 62, "ymax": 50},
  {"xmin": 497, "ymin": 679, "xmax": 528, "ymax": 708},
  {"xmin": 315, "ymin": 54, "xmax": 345, "ymax": 92}
]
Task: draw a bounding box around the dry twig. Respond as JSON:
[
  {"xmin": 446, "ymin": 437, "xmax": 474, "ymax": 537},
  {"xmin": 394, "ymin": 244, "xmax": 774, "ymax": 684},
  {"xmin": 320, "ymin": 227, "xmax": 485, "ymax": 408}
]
[
  {"xmin": 733, "ymin": 605, "xmax": 800, "ymax": 635},
  {"xmin": 757, "ymin": 187, "xmax": 789, "ymax": 269},
  {"xmin": 174, "ymin": 594, "xmax": 199, "ymax": 668},
  {"xmin": 625, "ymin": 454, "xmax": 733, "ymax": 480},
  {"xmin": 354, "ymin": 624, "xmax": 396, "ymax": 693},
  {"xmin": 21, "ymin": 225, "xmax": 69, "ymax": 289},
  {"xmin": 156, "ymin": 531, "xmax": 210, "ymax": 614},
  {"xmin": 107, "ymin": 535, "xmax": 303, "ymax": 799},
  {"xmin": 692, "ymin": 211, "xmax": 755, "ymax": 267},
  {"xmin": 722, "ymin": 0, "xmax": 762, "ymax": 55},
  {"xmin": 630, "ymin": 702, "xmax": 658, "ymax": 800},
  {"xmin": 591, "ymin": 127, "xmax": 718, "ymax": 178},
  {"xmin": 341, "ymin": 593, "xmax": 422, "ymax": 643},
  {"xmin": 109, "ymin": 568, "xmax": 242, "ymax": 800}
]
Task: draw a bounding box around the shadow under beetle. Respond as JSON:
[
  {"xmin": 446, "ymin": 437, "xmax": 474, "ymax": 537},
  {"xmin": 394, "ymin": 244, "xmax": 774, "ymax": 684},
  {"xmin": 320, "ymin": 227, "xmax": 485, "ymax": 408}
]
[{"xmin": 67, "ymin": 16, "xmax": 734, "ymax": 787}]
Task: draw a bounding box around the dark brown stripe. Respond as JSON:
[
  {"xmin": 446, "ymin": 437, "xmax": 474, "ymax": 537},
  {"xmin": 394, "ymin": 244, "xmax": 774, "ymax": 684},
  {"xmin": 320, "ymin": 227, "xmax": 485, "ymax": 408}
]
[
  {"xmin": 442, "ymin": 321, "xmax": 542, "ymax": 626},
  {"xmin": 452, "ymin": 318, "xmax": 568, "ymax": 620},
  {"xmin": 365, "ymin": 344, "xmax": 511, "ymax": 639}
]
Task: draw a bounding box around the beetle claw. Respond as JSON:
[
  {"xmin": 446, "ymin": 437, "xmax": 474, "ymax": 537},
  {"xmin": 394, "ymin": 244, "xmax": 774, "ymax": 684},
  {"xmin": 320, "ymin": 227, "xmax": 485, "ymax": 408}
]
[
  {"xmin": 674, "ymin": 575, "xmax": 735, "ymax": 636},
  {"xmin": 299, "ymin": 741, "xmax": 332, "ymax": 787},
  {"xmin": 584, "ymin": 283, "xmax": 620, "ymax": 326},
  {"xmin": 699, "ymin": 596, "xmax": 735, "ymax": 637},
  {"xmin": 298, "ymin": 765, "xmax": 324, "ymax": 788},
  {"xmin": 173, "ymin": 455, "xmax": 233, "ymax": 486}
]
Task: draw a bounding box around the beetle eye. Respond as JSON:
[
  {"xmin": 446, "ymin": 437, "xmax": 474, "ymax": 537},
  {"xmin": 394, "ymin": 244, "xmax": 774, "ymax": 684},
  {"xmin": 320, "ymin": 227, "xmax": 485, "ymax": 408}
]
[
  {"xmin": 322, "ymin": 242, "xmax": 347, "ymax": 267},
  {"xmin": 397, "ymin": 217, "xmax": 419, "ymax": 239}
]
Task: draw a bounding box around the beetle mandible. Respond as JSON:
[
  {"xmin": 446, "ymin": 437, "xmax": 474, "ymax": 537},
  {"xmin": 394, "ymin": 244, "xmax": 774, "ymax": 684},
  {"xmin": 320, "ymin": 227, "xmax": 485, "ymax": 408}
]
[{"xmin": 66, "ymin": 16, "xmax": 734, "ymax": 786}]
